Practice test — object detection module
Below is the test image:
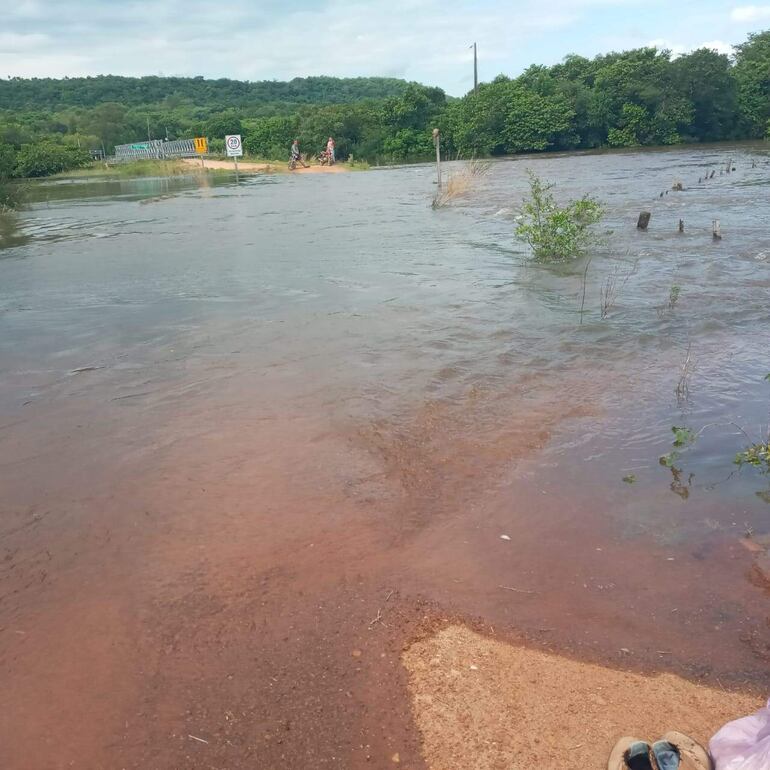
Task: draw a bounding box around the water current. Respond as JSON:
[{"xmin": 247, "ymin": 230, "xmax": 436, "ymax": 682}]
[{"xmin": 1, "ymin": 144, "xmax": 770, "ymax": 767}]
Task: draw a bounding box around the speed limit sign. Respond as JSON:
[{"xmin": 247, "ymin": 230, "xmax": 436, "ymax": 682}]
[{"xmin": 225, "ymin": 134, "xmax": 243, "ymax": 157}]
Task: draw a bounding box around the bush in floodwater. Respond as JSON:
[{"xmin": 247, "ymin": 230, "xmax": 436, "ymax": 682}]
[{"xmin": 515, "ymin": 171, "xmax": 603, "ymax": 262}]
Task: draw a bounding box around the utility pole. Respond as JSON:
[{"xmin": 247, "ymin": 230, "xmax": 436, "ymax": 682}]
[
  {"xmin": 473, "ymin": 42, "xmax": 478, "ymax": 95},
  {"xmin": 146, "ymin": 115, "xmax": 151, "ymax": 142}
]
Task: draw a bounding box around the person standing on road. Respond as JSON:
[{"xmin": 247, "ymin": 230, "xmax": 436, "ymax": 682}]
[
  {"xmin": 290, "ymin": 139, "xmax": 309, "ymax": 168},
  {"xmin": 326, "ymin": 136, "xmax": 336, "ymax": 165}
]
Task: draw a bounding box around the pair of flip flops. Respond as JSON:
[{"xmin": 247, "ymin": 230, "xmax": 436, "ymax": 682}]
[{"xmin": 608, "ymin": 732, "xmax": 712, "ymax": 770}]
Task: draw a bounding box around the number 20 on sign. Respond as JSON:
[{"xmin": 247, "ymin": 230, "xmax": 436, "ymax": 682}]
[{"xmin": 193, "ymin": 137, "xmax": 208, "ymax": 154}]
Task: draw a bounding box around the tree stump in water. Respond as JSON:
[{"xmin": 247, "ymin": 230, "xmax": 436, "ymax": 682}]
[
  {"xmin": 678, "ymin": 219, "xmax": 684, "ymax": 233},
  {"xmin": 637, "ymin": 212, "xmax": 651, "ymax": 230},
  {"xmin": 712, "ymin": 220, "xmax": 721, "ymax": 240}
]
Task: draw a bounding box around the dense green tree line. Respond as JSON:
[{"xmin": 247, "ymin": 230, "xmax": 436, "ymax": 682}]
[
  {"xmin": 0, "ymin": 30, "xmax": 768, "ymax": 179},
  {"xmin": 0, "ymin": 75, "xmax": 415, "ymax": 110}
]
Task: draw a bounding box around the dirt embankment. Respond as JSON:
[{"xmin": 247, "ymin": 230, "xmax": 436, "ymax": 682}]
[
  {"xmin": 181, "ymin": 157, "xmax": 347, "ymax": 173},
  {"xmin": 404, "ymin": 624, "xmax": 762, "ymax": 770}
]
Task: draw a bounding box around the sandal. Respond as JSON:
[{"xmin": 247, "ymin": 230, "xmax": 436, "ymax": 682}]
[
  {"xmin": 608, "ymin": 738, "xmax": 654, "ymax": 770},
  {"xmin": 651, "ymin": 740, "xmax": 680, "ymax": 770},
  {"xmin": 660, "ymin": 731, "xmax": 713, "ymax": 770}
]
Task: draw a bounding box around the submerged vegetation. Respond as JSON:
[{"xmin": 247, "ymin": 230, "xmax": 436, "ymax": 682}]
[
  {"xmin": 651, "ymin": 369, "xmax": 770, "ymax": 495},
  {"xmin": 1, "ymin": 30, "xmax": 769, "ymax": 177},
  {"xmin": 599, "ymin": 260, "xmax": 637, "ymax": 318},
  {"xmin": 515, "ymin": 171, "xmax": 603, "ymax": 262},
  {"xmin": 735, "ymin": 443, "xmax": 770, "ymax": 470},
  {"xmin": 671, "ymin": 426, "xmax": 696, "ymax": 447}
]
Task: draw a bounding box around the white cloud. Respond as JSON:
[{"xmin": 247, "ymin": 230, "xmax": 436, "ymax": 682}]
[
  {"xmin": 0, "ymin": 32, "xmax": 49, "ymax": 52},
  {"xmin": 10, "ymin": 0, "xmax": 44, "ymax": 19},
  {"xmin": 696, "ymin": 39, "xmax": 735, "ymax": 56},
  {"xmin": 648, "ymin": 37, "xmax": 734, "ymax": 57},
  {"xmin": 730, "ymin": 5, "xmax": 770, "ymax": 21},
  {"xmin": 0, "ymin": 53, "xmax": 89, "ymax": 78}
]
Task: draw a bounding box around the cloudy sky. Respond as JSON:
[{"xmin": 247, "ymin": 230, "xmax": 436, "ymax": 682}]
[{"xmin": 3, "ymin": 0, "xmax": 770, "ymax": 95}]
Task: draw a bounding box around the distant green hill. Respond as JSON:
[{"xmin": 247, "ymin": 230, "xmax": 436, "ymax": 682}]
[{"xmin": 0, "ymin": 74, "xmax": 418, "ymax": 110}]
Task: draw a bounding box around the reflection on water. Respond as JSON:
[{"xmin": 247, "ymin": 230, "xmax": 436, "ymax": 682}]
[
  {"xmin": 0, "ymin": 211, "xmax": 30, "ymax": 251},
  {"xmin": 1, "ymin": 144, "xmax": 769, "ymax": 560}
]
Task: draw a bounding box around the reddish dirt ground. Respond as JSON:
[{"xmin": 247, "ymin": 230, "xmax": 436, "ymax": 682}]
[
  {"xmin": 1, "ymin": 367, "xmax": 769, "ymax": 768},
  {"xmin": 403, "ymin": 624, "xmax": 762, "ymax": 770},
  {"xmin": 181, "ymin": 157, "xmax": 347, "ymax": 173}
]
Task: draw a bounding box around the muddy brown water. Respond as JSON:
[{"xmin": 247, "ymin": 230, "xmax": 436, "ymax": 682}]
[{"xmin": 1, "ymin": 144, "xmax": 769, "ymax": 768}]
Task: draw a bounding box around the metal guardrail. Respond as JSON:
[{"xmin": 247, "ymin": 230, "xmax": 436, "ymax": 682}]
[{"xmin": 113, "ymin": 138, "xmax": 198, "ymax": 162}]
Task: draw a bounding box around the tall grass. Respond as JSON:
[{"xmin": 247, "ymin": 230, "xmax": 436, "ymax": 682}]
[
  {"xmin": 55, "ymin": 159, "xmax": 204, "ymax": 179},
  {"xmin": 432, "ymin": 159, "xmax": 490, "ymax": 208}
]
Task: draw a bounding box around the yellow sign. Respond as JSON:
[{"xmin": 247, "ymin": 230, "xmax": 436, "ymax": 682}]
[{"xmin": 194, "ymin": 137, "xmax": 208, "ymax": 154}]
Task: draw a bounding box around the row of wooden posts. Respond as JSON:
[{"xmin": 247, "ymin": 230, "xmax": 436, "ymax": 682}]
[
  {"xmin": 637, "ymin": 211, "xmax": 722, "ymax": 240},
  {"xmin": 656, "ymin": 159, "xmax": 740, "ymax": 199},
  {"xmin": 641, "ymin": 156, "xmax": 751, "ymax": 239}
]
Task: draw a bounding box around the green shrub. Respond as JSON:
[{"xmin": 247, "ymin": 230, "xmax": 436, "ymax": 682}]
[
  {"xmin": 208, "ymin": 138, "xmax": 225, "ymax": 154},
  {"xmin": 0, "ymin": 142, "xmax": 22, "ymax": 211},
  {"xmin": 0, "ymin": 142, "xmax": 16, "ymax": 180},
  {"xmin": 515, "ymin": 171, "xmax": 603, "ymax": 262},
  {"xmin": 13, "ymin": 142, "xmax": 91, "ymax": 178}
]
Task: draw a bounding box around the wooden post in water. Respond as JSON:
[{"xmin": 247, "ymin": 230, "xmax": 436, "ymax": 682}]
[
  {"xmin": 712, "ymin": 220, "xmax": 721, "ymax": 240},
  {"xmin": 432, "ymin": 128, "xmax": 442, "ymax": 189},
  {"xmin": 637, "ymin": 211, "xmax": 651, "ymax": 230},
  {"xmin": 678, "ymin": 219, "xmax": 684, "ymax": 233}
]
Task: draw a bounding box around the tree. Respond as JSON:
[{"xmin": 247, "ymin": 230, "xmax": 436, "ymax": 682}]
[
  {"xmin": 242, "ymin": 115, "xmax": 299, "ymax": 158},
  {"xmin": 445, "ymin": 77, "xmax": 515, "ymax": 155},
  {"xmin": 673, "ymin": 48, "xmax": 737, "ymax": 141},
  {"xmin": 502, "ymin": 87, "xmax": 576, "ymax": 152},
  {"xmin": 82, "ymin": 102, "xmax": 131, "ymax": 150},
  {"xmin": 733, "ymin": 31, "xmax": 770, "ymax": 137},
  {"xmin": 204, "ymin": 111, "xmax": 243, "ymax": 139}
]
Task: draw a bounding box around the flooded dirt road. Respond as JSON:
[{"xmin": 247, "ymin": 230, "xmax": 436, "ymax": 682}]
[{"xmin": 1, "ymin": 145, "xmax": 769, "ymax": 768}]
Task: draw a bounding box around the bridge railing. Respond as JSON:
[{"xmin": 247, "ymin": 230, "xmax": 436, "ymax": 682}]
[{"xmin": 113, "ymin": 138, "xmax": 198, "ymax": 162}]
